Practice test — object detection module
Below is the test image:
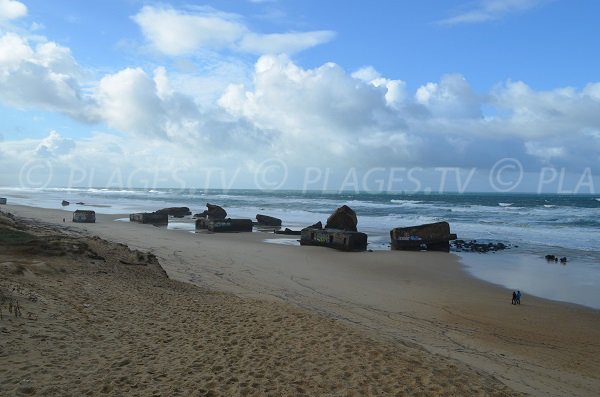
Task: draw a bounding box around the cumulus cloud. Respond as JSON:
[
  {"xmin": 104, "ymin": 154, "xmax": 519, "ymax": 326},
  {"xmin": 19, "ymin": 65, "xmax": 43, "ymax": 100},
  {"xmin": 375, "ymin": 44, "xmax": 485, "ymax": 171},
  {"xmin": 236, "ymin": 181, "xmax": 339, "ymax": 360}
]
[
  {"xmin": 94, "ymin": 67, "xmax": 167, "ymax": 138},
  {"xmin": 217, "ymin": 55, "xmax": 600, "ymax": 171},
  {"xmin": 438, "ymin": 0, "xmax": 550, "ymax": 25},
  {"xmin": 132, "ymin": 5, "xmax": 335, "ymax": 56},
  {"xmin": 219, "ymin": 55, "xmax": 406, "ymax": 163},
  {"xmin": 415, "ymin": 74, "xmax": 481, "ymax": 118},
  {"xmin": 0, "ymin": 32, "xmax": 93, "ymax": 121},
  {"xmin": 1, "ymin": 15, "xmax": 599, "ymax": 185},
  {"xmin": 0, "ymin": 0, "xmax": 27, "ymax": 21}
]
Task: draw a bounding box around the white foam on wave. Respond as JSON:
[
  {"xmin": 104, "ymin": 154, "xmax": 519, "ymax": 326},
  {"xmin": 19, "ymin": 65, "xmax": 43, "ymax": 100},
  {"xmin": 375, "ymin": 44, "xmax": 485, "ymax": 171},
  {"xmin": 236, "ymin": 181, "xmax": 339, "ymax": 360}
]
[
  {"xmin": 344, "ymin": 200, "xmax": 399, "ymax": 209},
  {"xmin": 498, "ymin": 202, "xmax": 513, "ymax": 207},
  {"xmin": 390, "ymin": 199, "xmax": 422, "ymax": 205}
]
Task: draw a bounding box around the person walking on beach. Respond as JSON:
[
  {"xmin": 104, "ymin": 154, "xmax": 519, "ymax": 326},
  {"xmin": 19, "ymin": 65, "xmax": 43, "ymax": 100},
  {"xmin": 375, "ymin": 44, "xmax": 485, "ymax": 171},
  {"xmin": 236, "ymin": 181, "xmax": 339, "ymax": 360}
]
[
  {"xmin": 511, "ymin": 291, "xmax": 517, "ymax": 305},
  {"xmin": 516, "ymin": 290, "xmax": 521, "ymax": 305}
]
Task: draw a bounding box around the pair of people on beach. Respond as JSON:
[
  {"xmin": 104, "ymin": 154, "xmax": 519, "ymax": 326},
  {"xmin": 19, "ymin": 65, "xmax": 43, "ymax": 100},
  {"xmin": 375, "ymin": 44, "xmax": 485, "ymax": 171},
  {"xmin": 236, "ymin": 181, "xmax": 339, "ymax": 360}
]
[{"xmin": 511, "ymin": 290, "xmax": 521, "ymax": 305}]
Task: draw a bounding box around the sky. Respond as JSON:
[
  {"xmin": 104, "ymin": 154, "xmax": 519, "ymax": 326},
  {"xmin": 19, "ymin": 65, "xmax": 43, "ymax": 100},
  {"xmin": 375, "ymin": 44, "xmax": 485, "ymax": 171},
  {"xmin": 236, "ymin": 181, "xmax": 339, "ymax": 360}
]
[{"xmin": 0, "ymin": 0, "xmax": 599, "ymax": 193}]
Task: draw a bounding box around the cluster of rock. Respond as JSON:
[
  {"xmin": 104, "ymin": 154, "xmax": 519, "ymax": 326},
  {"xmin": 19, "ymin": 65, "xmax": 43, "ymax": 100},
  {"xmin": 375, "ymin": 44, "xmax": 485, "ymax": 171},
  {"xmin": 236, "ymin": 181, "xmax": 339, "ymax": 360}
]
[
  {"xmin": 545, "ymin": 254, "xmax": 568, "ymax": 263},
  {"xmin": 451, "ymin": 240, "xmax": 509, "ymax": 253},
  {"xmin": 0, "ymin": 198, "xmax": 6, "ymax": 205}
]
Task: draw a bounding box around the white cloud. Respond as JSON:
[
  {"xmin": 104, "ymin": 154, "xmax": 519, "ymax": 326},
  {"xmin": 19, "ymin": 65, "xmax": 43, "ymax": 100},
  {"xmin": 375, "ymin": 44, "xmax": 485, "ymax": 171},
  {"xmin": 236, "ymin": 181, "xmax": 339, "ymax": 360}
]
[
  {"xmin": 0, "ymin": 24, "xmax": 599, "ymax": 185},
  {"xmin": 238, "ymin": 31, "xmax": 335, "ymax": 54},
  {"xmin": 352, "ymin": 66, "xmax": 407, "ymax": 109},
  {"xmin": 0, "ymin": 32, "xmax": 92, "ymax": 121},
  {"xmin": 94, "ymin": 67, "xmax": 167, "ymax": 138},
  {"xmin": 415, "ymin": 74, "xmax": 481, "ymax": 118},
  {"xmin": 217, "ymin": 55, "xmax": 600, "ymax": 171},
  {"xmin": 0, "ymin": 31, "xmax": 31, "ymax": 66},
  {"xmin": 132, "ymin": 6, "xmax": 245, "ymax": 56},
  {"xmin": 35, "ymin": 130, "xmax": 75, "ymax": 157},
  {"xmin": 0, "ymin": 0, "xmax": 27, "ymax": 21},
  {"xmin": 132, "ymin": 5, "xmax": 334, "ymax": 56},
  {"xmin": 438, "ymin": 0, "xmax": 550, "ymax": 25}
]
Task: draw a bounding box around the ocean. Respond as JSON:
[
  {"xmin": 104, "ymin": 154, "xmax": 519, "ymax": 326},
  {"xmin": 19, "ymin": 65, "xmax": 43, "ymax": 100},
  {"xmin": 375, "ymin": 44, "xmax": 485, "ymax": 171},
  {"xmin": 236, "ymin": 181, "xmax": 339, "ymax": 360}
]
[{"xmin": 1, "ymin": 187, "xmax": 599, "ymax": 309}]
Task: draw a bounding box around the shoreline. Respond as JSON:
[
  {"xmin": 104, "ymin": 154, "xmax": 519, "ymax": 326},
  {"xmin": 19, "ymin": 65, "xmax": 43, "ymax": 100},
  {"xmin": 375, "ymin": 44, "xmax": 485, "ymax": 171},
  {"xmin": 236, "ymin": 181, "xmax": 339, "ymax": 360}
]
[{"xmin": 2, "ymin": 203, "xmax": 600, "ymax": 396}]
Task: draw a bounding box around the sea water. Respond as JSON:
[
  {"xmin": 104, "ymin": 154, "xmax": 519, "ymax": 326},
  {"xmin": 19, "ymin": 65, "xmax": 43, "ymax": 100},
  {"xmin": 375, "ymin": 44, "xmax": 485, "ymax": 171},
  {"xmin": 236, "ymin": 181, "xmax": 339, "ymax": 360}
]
[{"xmin": 1, "ymin": 187, "xmax": 599, "ymax": 308}]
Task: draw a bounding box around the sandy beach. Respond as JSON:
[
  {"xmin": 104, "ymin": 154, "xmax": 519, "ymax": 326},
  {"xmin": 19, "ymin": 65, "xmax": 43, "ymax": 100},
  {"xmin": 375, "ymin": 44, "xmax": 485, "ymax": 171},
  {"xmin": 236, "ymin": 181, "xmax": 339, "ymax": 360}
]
[{"xmin": 1, "ymin": 204, "xmax": 599, "ymax": 396}]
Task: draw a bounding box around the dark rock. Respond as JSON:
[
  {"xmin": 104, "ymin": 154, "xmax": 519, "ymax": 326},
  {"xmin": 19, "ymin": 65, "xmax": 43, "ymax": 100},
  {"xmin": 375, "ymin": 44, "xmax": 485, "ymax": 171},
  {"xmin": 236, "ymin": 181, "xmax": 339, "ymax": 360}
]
[
  {"xmin": 196, "ymin": 203, "xmax": 227, "ymax": 220},
  {"xmin": 325, "ymin": 205, "xmax": 358, "ymax": 231},
  {"xmin": 545, "ymin": 254, "xmax": 556, "ymax": 261},
  {"xmin": 307, "ymin": 221, "xmax": 323, "ymax": 229},
  {"xmin": 155, "ymin": 207, "xmax": 191, "ymax": 218},
  {"xmin": 61, "ymin": 200, "xmax": 70, "ymax": 206},
  {"xmin": 76, "ymin": 202, "xmax": 85, "ymax": 205},
  {"xmin": 256, "ymin": 214, "xmax": 282, "ymax": 227},
  {"xmin": 451, "ymin": 240, "xmax": 510, "ymax": 253},
  {"xmin": 560, "ymin": 257, "xmax": 568, "ymax": 263},
  {"xmin": 274, "ymin": 228, "xmax": 301, "ymax": 235}
]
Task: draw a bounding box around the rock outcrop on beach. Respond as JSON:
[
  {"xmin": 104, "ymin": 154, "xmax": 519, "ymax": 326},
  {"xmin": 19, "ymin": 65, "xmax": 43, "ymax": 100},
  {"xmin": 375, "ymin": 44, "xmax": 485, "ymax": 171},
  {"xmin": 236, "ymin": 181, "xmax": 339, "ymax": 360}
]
[
  {"xmin": 452, "ymin": 240, "xmax": 508, "ymax": 253},
  {"xmin": 195, "ymin": 203, "xmax": 227, "ymax": 220},
  {"xmin": 61, "ymin": 200, "xmax": 70, "ymax": 206},
  {"xmin": 155, "ymin": 207, "xmax": 192, "ymax": 218},
  {"xmin": 325, "ymin": 205, "xmax": 358, "ymax": 231},
  {"xmin": 256, "ymin": 214, "xmax": 282, "ymax": 227},
  {"xmin": 545, "ymin": 254, "xmax": 568, "ymax": 263}
]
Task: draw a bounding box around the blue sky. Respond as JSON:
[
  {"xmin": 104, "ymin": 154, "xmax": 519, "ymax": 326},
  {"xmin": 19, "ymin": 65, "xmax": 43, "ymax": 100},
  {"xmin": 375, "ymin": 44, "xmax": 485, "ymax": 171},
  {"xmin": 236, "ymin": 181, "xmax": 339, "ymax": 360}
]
[{"xmin": 1, "ymin": 0, "xmax": 599, "ymax": 192}]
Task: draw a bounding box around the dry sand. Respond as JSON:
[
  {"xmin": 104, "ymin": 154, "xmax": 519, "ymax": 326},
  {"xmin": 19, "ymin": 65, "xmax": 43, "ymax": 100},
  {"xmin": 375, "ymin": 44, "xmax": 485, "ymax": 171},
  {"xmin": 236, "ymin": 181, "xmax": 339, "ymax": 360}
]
[{"xmin": 1, "ymin": 204, "xmax": 599, "ymax": 396}]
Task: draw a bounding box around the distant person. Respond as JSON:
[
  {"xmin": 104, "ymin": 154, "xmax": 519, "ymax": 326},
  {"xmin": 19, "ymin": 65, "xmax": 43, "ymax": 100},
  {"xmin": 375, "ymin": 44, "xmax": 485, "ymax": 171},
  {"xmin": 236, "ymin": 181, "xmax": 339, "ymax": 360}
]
[
  {"xmin": 63, "ymin": 218, "xmax": 65, "ymax": 223},
  {"xmin": 511, "ymin": 291, "xmax": 517, "ymax": 305},
  {"xmin": 516, "ymin": 290, "xmax": 521, "ymax": 305}
]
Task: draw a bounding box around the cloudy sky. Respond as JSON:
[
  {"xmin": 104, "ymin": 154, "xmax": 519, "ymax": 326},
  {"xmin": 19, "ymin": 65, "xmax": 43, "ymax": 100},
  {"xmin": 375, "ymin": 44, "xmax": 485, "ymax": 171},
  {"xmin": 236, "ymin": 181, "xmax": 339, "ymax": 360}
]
[{"xmin": 0, "ymin": 0, "xmax": 599, "ymax": 192}]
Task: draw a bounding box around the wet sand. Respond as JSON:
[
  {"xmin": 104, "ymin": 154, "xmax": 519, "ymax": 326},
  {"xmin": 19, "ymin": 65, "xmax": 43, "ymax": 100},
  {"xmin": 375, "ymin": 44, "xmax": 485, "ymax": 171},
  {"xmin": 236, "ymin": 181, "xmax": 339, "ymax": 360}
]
[{"xmin": 1, "ymin": 204, "xmax": 599, "ymax": 396}]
